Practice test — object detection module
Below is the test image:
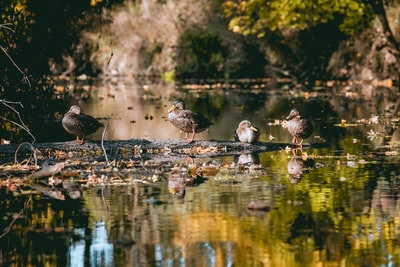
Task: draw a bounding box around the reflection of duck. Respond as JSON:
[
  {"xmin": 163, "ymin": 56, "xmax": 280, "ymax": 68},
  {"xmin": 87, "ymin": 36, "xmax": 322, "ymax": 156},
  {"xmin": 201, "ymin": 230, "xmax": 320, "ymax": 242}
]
[
  {"xmin": 286, "ymin": 109, "xmax": 313, "ymax": 146},
  {"xmin": 234, "ymin": 153, "xmax": 260, "ymax": 165},
  {"xmin": 62, "ymin": 105, "xmax": 103, "ymax": 144},
  {"xmin": 234, "ymin": 120, "xmax": 260, "ymax": 143},
  {"xmin": 168, "ymin": 165, "xmax": 205, "ymax": 199},
  {"xmin": 168, "ymin": 176, "xmax": 186, "ymax": 199},
  {"xmin": 287, "ymin": 156, "xmax": 314, "ymax": 184},
  {"xmin": 168, "ymin": 99, "xmax": 213, "ymax": 142},
  {"xmin": 30, "ymin": 180, "xmax": 82, "ymax": 200}
]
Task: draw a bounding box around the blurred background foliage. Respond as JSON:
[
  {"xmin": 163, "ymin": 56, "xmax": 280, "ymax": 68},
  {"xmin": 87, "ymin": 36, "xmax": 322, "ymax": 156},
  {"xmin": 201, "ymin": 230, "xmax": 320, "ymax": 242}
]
[
  {"xmin": 0, "ymin": 0, "xmax": 399, "ymax": 83},
  {"xmin": 1, "ymin": 0, "xmax": 400, "ymax": 142},
  {"xmin": 222, "ymin": 0, "xmax": 373, "ymax": 36}
]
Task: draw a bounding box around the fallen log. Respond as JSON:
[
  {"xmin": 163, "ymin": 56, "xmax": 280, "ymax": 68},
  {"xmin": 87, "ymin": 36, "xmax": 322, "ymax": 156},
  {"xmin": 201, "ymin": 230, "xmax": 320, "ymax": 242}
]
[
  {"xmin": 0, "ymin": 138, "xmax": 327, "ymax": 164},
  {"xmin": 0, "ymin": 138, "xmax": 328, "ymax": 200}
]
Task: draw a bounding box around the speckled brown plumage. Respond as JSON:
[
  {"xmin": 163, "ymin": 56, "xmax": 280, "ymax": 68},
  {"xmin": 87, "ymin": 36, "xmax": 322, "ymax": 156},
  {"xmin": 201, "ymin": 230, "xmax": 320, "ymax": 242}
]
[
  {"xmin": 168, "ymin": 99, "xmax": 213, "ymax": 142},
  {"xmin": 62, "ymin": 105, "xmax": 103, "ymax": 144},
  {"xmin": 286, "ymin": 109, "xmax": 313, "ymax": 146},
  {"xmin": 234, "ymin": 120, "xmax": 260, "ymax": 144}
]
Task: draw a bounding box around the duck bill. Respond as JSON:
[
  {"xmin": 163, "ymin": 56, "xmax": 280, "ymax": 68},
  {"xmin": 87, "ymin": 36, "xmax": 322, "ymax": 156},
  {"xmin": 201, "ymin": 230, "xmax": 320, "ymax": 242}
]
[
  {"xmin": 286, "ymin": 114, "xmax": 294, "ymax": 120},
  {"xmin": 168, "ymin": 106, "xmax": 176, "ymax": 113},
  {"xmin": 250, "ymin": 126, "xmax": 258, "ymax": 132},
  {"xmin": 286, "ymin": 109, "xmax": 298, "ymax": 120}
]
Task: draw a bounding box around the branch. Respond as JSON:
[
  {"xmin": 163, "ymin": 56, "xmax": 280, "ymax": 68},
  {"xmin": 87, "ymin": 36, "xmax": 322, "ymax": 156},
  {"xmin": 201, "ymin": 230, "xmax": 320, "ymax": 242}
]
[
  {"xmin": 0, "ymin": 23, "xmax": 15, "ymax": 33},
  {"xmin": 14, "ymin": 142, "xmax": 37, "ymax": 166},
  {"xmin": 0, "ymin": 196, "xmax": 31, "ymax": 239},
  {"xmin": 0, "ymin": 100, "xmax": 36, "ymax": 143},
  {"xmin": 101, "ymin": 119, "xmax": 109, "ymax": 164},
  {"xmin": 0, "ymin": 24, "xmax": 31, "ymax": 86}
]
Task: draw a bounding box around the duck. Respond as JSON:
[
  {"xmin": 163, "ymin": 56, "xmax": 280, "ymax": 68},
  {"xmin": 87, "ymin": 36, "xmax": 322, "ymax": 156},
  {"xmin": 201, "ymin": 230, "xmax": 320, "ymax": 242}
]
[
  {"xmin": 234, "ymin": 120, "xmax": 260, "ymax": 143},
  {"xmin": 168, "ymin": 99, "xmax": 213, "ymax": 142},
  {"xmin": 62, "ymin": 105, "xmax": 103, "ymax": 144},
  {"xmin": 286, "ymin": 109, "xmax": 313, "ymax": 146}
]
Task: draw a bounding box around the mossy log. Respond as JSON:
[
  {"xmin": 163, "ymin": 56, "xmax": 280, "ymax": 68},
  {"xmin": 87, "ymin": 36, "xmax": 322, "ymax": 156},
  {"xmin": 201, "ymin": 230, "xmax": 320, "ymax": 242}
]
[{"xmin": 0, "ymin": 138, "xmax": 326, "ymax": 164}]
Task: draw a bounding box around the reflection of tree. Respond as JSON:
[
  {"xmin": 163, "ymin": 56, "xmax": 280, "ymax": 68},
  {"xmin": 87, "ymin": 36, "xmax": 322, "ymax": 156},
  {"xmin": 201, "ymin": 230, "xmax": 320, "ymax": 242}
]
[
  {"xmin": 0, "ymin": 191, "xmax": 88, "ymax": 266},
  {"xmin": 90, "ymin": 222, "xmax": 114, "ymax": 266},
  {"xmin": 70, "ymin": 158, "xmax": 400, "ymax": 266},
  {"xmin": 234, "ymin": 91, "xmax": 267, "ymax": 114},
  {"xmin": 6, "ymin": 151, "xmax": 400, "ymax": 266},
  {"xmin": 68, "ymin": 228, "xmax": 85, "ymax": 267},
  {"xmin": 267, "ymin": 151, "xmax": 400, "ymax": 265},
  {"xmin": 287, "ymin": 211, "xmax": 344, "ymax": 262}
]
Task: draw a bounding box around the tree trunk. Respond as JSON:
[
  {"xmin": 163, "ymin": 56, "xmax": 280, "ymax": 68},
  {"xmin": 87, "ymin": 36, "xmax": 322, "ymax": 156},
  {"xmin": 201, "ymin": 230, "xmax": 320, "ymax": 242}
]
[{"xmin": 368, "ymin": 0, "xmax": 400, "ymax": 52}]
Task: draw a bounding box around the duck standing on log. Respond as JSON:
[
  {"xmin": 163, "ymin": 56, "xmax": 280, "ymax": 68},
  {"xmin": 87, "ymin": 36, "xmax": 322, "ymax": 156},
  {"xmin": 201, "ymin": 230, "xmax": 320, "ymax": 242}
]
[
  {"xmin": 168, "ymin": 99, "xmax": 213, "ymax": 143},
  {"xmin": 62, "ymin": 105, "xmax": 103, "ymax": 144},
  {"xmin": 234, "ymin": 120, "xmax": 260, "ymax": 143},
  {"xmin": 286, "ymin": 109, "xmax": 313, "ymax": 147}
]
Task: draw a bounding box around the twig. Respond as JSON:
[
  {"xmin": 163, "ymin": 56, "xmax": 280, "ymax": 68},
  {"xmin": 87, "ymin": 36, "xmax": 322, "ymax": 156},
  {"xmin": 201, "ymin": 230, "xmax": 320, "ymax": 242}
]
[
  {"xmin": 0, "ymin": 23, "xmax": 15, "ymax": 33},
  {"xmin": 101, "ymin": 119, "xmax": 109, "ymax": 163},
  {"xmin": 0, "ymin": 100, "xmax": 36, "ymax": 143},
  {"xmin": 0, "ymin": 196, "xmax": 31, "ymax": 239},
  {"xmin": 0, "ymin": 23, "xmax": 30, "ymax": 86},
  {"xmin": 0, "ymin": 45, "xmax": 31, "ymax": 87},
  {"xmin": 101, "ymin": 186, "xmax": 109, "ymax": 211},
  {"xmin": 14, "ymin": 142, "xmax": 37, "ymax": 166}
]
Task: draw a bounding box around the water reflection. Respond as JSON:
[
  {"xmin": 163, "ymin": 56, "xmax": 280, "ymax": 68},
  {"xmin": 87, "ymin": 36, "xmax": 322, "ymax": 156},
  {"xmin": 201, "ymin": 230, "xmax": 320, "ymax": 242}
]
[
  {"xmin": 287, "ymin": 154, "xmax": 315, "ymax": 184},
  {"xmin": 168, "ymin": 164, "xmax": 205, "ymax": 199},
  {"xmin": 234, "ymin": 152, "xmax": 260, "ymax": 165},
  {"xmin": 68, "ymin": 228, "xmax": 85, "ymax": 267},
  {"xmin": 90, "ymin": 222, "xmax": 114, "ymax": 267},
  {"xmin": 3, "ymin": 151, "xmax": 400, "ymax": 266},
  {"xmin": 67, "ymin": 222, "xmax": 114, "ymax": 267},
  {"xmin": 5, "ymin": 80, "xmax": 400, "ymax": 266}
]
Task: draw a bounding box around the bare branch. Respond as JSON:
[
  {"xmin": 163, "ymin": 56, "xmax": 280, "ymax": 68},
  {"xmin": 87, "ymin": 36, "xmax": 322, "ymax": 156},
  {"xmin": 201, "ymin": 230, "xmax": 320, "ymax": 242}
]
[
  {"xmin": 0, "ymin": 23, "xmax": 31, "ymax": 86},
  {"xmin": 0, "ymin": 100, "xmax": 36, "ymax": 143},
  {"xmin": 0, "ymin": 196, "xmax": 31, "ymax": 240},
  {"xmin": 14, "ymin": 142, "xmax": 37, "ymax": 166},
  {"xmin": 0, "ymin": 45, "xmax": 31, "ymax": 87},
  {"xmin": 101, "ymin": 119, "xmax": 109, "ymax": 163},
  {"xmin": 0, "ymin": 23, "xmax": 15, "ymax": 33}
]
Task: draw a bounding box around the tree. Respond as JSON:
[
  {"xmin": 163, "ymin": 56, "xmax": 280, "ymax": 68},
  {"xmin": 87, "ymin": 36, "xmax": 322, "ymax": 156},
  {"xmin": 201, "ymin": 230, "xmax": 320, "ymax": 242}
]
[
  {"xmin": 221, "ymin": 0, "xmax": 387, "ymax": 80},
  {"xmin": 366, "ymin": 0, "xmax": 400, "ymax": 51},
  {"xmin": 222, "ymin": 0, "xmax": 374, "ymax": 37}
]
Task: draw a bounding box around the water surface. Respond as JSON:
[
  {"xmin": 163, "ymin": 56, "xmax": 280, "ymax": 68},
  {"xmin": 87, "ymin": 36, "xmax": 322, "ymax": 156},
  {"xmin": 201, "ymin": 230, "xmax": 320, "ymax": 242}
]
[{"xmin": 1, "ymin": 79, "xmax": 400, "ymax": 266}]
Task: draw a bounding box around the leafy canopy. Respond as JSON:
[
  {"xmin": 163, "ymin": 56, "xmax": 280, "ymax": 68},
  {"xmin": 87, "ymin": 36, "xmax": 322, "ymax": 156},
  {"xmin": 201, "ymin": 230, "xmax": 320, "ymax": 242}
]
[{"xmin": 222, "ymin": 0, "xmax": 374, "ymax": 37}]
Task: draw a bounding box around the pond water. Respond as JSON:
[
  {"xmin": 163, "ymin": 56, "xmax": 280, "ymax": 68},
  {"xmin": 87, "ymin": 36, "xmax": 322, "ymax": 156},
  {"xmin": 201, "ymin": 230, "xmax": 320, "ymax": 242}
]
[{"xmin": 2, "ymin": 78, "xmax": 400, "ymax": 266}]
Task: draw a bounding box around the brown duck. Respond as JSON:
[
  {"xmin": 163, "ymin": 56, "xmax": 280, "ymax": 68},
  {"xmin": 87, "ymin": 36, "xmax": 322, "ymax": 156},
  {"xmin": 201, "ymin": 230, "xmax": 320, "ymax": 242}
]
[
  {"xmin": 168, "ymin": 99, "xmax": 213, "ymax": 142},
  {"xmin": 62, "ymin": 105, "xmax": 103, "ymax": 144},
  {"xmin": 234, "ymin": 120, "xmax": 260, "ymax": 143},
  {"xmin": 286, "ymin": 109, "xmax": 313, "ymax": 146}
]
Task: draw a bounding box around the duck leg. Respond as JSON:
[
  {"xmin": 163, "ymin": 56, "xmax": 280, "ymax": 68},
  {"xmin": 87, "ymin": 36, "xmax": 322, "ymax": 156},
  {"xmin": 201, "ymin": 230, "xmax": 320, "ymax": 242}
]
[
  {"xmin": 292, "ymin": 136, "xmax": 305, "ymax": 147},
  {"xmin": 291, "ymin": 147, "xmax": 304, "ymax": 156},
  {"xmin": 292, "ymin": 136, "xmax": 297, "ymax": 144},
  {"xmin": 186, "ymin": 129, "xmax": 196, "ymax": 143},
  {"xmin": 297, "ymin": 138, "xmax": 304, "ymax": 147},
  {"xmin": 76, "ymin": 136, "xmax": 84, "ymax": 145}
]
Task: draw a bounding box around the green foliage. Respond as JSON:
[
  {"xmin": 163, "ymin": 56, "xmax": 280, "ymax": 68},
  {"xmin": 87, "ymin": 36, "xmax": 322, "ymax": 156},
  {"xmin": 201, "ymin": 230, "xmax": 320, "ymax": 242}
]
[
  {"xmin": 0, "ymin": 0, "xmax": 34, "ymax": 42},
  {"xmin": 161, "ymin": 70, "xmax": 175, "ymax": 83},
  {"xmin": 222, "ymin": 0, "xmax": 374, "ymax": 37}
]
